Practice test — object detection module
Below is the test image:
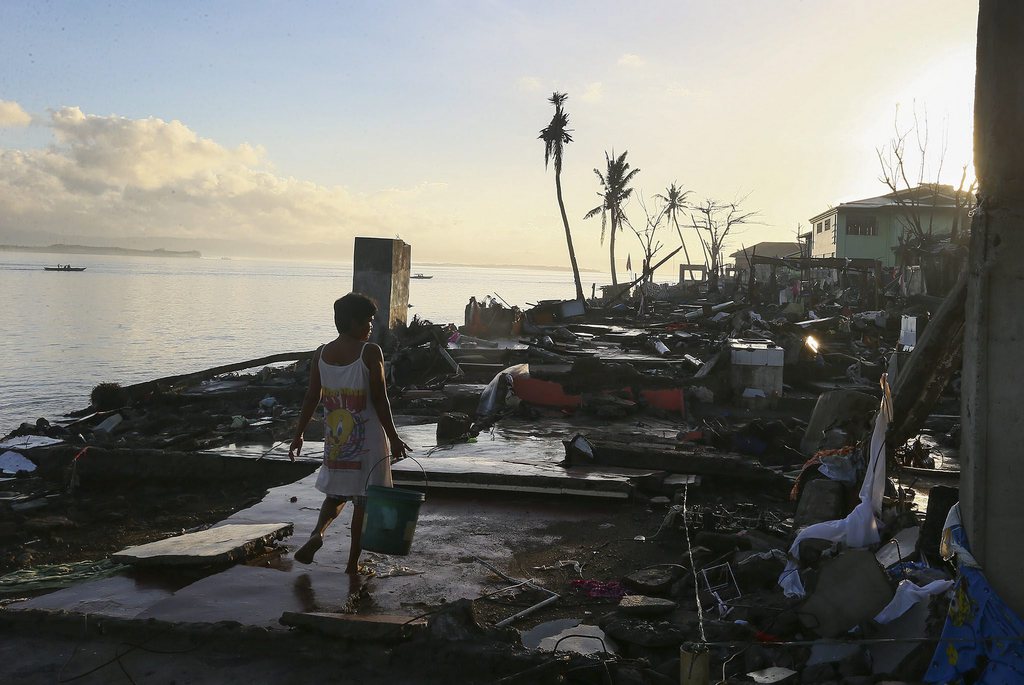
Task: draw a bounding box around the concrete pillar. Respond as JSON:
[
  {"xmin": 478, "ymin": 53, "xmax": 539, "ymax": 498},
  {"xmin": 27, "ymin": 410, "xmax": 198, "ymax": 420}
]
[
  {"xmin": 961, "ymin": 0, "xmax": 1024, "ymax": 614},
  {"xmin": 352, "ymin": 237, "xmax": 411, "ymax": 346}
]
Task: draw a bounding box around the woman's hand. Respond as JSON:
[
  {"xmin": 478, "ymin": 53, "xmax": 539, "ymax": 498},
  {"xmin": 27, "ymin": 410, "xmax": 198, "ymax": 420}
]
[
  {"xmin": 389, "ymin": 436, "xmax": 412, "ymax": 463},
  {"xmin": 288, "ymin": 435, "xmax": 303, "ymax": 461}
]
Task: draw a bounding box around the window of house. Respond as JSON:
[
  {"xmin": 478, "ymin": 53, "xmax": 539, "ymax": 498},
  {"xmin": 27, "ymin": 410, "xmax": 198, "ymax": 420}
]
[
  {"xmin": 816, "ymin": 221, "xmax": 823, "ymax": 233},
  {"xmin": 824, "ymin": 218, "xmax": 831, "ymax": 231},
  {"xmin": 847, "ymin": 215, "xmax": 878, "ymax": 236}
]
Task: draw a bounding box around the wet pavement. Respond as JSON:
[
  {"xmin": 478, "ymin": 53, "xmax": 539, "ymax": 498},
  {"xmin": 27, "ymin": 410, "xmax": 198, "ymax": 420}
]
[{"xmin": 7, "ymin": 420, "xmax": 645, "ymax": 629}]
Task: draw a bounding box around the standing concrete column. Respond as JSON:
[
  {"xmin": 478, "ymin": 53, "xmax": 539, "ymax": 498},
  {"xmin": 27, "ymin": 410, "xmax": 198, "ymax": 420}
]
[
  {"xmin": 352, "ymin": 237, "xmax": 411, "ymax": 346},
  {"xmin": 961, "ymin": 0, "xmax": 1024, "ymax": 614}
]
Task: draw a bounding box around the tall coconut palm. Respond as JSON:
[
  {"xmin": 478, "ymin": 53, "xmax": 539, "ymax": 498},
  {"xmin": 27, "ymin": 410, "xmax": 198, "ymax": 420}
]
[
  {"xmin": 656, "ymin": 182, "xmax": 707, "ymax": 280},
  {"xmin": 539, "ymin": 92, "xmax": 585, "ymax": 302},
  {"xmin": 583, "ymin": 150, "xmax": 640, "ymax": 285}
]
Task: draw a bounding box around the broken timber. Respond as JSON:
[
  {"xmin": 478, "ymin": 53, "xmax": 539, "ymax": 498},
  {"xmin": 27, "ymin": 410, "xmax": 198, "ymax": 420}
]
[
  {"xmin": 122, "ymin": 351, "xmax": 314, "ymax": 402},
  {"xmin": 887, "ymin": 267, "xmax": 967, "ymax": 449}
]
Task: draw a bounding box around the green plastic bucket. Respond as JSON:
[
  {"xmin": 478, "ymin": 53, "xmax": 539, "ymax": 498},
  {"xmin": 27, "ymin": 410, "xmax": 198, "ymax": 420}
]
[{"xmin": 361, "ymin": 485, "xmax": 426, "ymax": 555}]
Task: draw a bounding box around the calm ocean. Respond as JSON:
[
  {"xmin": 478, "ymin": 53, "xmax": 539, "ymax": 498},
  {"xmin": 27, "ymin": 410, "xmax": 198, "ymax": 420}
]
[{"xmin": 1, "ymin": 252, "xmax": 600, "ymax": 431}]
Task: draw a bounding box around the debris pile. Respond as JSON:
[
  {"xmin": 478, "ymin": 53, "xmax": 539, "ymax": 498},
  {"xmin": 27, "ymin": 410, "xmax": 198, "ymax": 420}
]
[{"xmin": 1, "ymin": 263, "xmax": 986, "ymax": 683}]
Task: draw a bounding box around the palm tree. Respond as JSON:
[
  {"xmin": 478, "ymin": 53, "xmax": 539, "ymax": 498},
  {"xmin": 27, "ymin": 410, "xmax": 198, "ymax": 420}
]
[
  {"xmin": 583, "ymin": 151, "xmax": 640, "ymax": 285},
  {"xmin": 539, "ymin": 92, "xmax": 585, "ymax": 302},
  {"xmin": 655, "ymin": 182, "xmax": 707, "ymax": 280}
]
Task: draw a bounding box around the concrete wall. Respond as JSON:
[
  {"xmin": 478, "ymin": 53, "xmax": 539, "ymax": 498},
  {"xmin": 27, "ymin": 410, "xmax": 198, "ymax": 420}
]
[
  {"xmin": 352, "ymin": 238, "xmax": 411, "ymax": 345},
  {"xmin": 810, "ymin": 211, "xmax": 838, "ymax": 259},
  {"xmin": 961, "ymin": 0, "xmax": 1024, "ymax": 616}
]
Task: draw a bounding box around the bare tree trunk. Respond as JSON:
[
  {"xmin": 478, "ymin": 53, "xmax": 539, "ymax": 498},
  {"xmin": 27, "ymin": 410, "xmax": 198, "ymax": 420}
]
[
  {"xmin": 556, "ymin": 171, "xmax": 586, "ymax": 301},
  {"xmin": 610, "ymin": 208, "xmax": 618, "ymax": 285},
  {"xmin": 708, "ymin": 248, "xmax": 720, "ymax": 293},
  {"xmin": 673, "ymin": 217, "xmax": 693, "ymax": 280}
]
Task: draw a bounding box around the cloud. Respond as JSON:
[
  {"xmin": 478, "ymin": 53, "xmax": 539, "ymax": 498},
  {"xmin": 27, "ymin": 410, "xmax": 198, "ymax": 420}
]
[
  {"xmin": 48, "ymin": 107, "xmax": 262, "ymax": 190},
  {"xmin": 0, "ymin": 107, "xmax": 451, "ymax": 248},
  {"xmin": 617, "ymin": 53, "xmax": 646, "ymax": 68},
  {"xmin": 581, "ymin": 82, "xmax": 605, "ymax": 103},
  {"xmin": 665, "ymin": 83, "xmax": 693, "ymax": 98},
  {"xmin": 0, "ymin": 100, "xmax": 31, "ymax": 127},
  {"xmin": 516, "ymin": 76, "xmax": 543, "ymax": 93}
]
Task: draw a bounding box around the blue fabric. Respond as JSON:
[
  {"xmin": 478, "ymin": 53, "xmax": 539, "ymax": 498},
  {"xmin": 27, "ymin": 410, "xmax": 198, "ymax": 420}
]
[
  {"xmin": 886, "ymin": 560, "xmax": 931, "ymax": 580},
  {"xmin": 924, "ymin": 525, "xmax": 1024, "ymax": 683}
]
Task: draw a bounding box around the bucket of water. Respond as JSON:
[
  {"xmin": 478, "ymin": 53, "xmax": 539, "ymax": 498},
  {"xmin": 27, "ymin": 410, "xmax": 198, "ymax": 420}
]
[{"xmin": 361, "ymin": 485, "xmax": 425, "ymax": 555}]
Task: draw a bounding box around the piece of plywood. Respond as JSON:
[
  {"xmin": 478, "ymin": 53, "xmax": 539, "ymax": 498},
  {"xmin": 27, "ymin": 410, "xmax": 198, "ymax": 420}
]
[{"xmin": 113, "ymin": 523, "xmax": 292, "ymax": 567}]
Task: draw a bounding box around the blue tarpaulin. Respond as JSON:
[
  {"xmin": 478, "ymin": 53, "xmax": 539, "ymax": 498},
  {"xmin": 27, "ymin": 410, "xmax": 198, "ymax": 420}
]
[{"xmin": 925, "ymin": 505, "xmax": 1024, "ymax": 683}]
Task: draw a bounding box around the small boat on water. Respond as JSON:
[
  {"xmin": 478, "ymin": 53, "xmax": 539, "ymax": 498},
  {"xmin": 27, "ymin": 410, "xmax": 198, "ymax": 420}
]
[
  {"xmin": 411, "ymin": 273, "xmax": 433, "ymax": 279},
  {"xmin": 44, "ymin": 265, "xmax": 87, "ymax": 272}
]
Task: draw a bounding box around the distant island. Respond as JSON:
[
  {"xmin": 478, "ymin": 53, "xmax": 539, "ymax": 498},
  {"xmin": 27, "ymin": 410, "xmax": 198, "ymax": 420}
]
[{"xmin": 0, "ymin": 243, "xmax": 202, "ymax": 258}]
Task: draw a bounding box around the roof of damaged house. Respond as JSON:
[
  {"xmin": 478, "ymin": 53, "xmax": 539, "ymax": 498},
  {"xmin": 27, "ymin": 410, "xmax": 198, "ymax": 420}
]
[
  {"xmin": 808, "ymin": 183, "xmax": 962, "ymax": 223},
  {"xmin": 729, "ymin": 241, "xmax": 802, "ymax": 261}
]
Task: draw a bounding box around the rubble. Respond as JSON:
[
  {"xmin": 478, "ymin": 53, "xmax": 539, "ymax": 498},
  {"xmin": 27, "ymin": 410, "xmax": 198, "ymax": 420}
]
[{"xmin": 0, "ymin": 253, "xmax": 975, "ymax": 683}]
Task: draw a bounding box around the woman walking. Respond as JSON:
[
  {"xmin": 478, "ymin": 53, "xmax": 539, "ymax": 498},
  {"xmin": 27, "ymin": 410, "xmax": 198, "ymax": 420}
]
[{"xmin": 288, "ymin": 293, "xmax": 410, "ymax": 573}]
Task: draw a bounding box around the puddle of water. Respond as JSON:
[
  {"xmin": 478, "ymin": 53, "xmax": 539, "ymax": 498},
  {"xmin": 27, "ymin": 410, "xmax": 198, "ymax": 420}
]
[{"xmin": 520, "ymin": 618, "xmax": 580, "ymax": 649}]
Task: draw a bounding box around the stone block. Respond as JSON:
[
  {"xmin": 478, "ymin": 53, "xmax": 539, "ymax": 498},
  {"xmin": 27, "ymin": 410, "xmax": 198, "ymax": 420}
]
[
  {"xmin": 624, "ymin": 567, "xmax": 679, "ymax": 595},
  {"xmin": 794, "ymin": 478, "xmax": 847, "ymax": 527},
  {"xmin": 799, "ymin": 549, "xmax": 894, "ymax": 638},
  {"xmin": 617, "ymin": 595, "xmax": 677, "ymax": 617}
]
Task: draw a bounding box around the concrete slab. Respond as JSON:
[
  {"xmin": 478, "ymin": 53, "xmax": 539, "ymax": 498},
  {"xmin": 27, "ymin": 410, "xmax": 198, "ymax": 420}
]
[
  {"xmin": 112, "ymin": 523, "xmax": 293, "ymax": 567},
  {"xmin": 7, "ymin": 573, "xmax": 181, "ymax": 618},
  {"xmin": 0, "ymin": 435, "xmax": 63, "ymax": 450},
  {"xmin": 279, "ymin": 611, "xmax": 426, "ymax": 641},
  {"xmin": 205, "ymin": 421, "xmax": 660, "ymax": 498}
]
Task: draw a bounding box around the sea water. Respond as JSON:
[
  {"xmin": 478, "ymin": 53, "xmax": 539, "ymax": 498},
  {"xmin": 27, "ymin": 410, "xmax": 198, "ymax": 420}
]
[{"xmin": 0, "ymin": 252, "xmax": 601, "ymax": 430}]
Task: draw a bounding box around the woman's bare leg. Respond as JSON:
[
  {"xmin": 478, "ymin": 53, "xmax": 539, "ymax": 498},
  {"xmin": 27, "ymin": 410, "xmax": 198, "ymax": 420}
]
[
  {"xmin": 345, "ymin": 503, "xmax": 366, "ymax": 574},
  {"xmin": 295, "ymin": 496, "xmax": 346, "ymax": 564}
]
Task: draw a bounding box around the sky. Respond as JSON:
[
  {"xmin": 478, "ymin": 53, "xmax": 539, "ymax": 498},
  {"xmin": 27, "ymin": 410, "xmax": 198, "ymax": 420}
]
[{"xmin": 0, "ymin": 1, "xmax": 979, "ymax": 272}]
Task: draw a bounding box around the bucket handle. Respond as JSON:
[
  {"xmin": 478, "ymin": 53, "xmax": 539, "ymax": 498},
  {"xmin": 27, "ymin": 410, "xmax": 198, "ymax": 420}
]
[{"xmin": 363, "ymin": 454, "xmax": 428, "ymax": 493}]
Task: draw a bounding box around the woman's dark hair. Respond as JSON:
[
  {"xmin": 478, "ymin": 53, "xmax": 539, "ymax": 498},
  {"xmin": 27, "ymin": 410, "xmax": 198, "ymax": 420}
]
[{"xmin": 334, "ymin": 293, "xmax": 377, "ymax": 334}]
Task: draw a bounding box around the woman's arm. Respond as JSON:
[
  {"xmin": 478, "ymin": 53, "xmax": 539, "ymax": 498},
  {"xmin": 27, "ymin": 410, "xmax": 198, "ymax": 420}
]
[
  {"xmin": 289, "ymin": 347, "xmax": 323, "ymax": 460},
  {"xmin": 365, "ymin": 343, "xmax": 410, "ymax": 461}
]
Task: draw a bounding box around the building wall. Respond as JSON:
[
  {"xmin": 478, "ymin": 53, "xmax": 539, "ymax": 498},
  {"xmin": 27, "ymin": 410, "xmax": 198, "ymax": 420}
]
[
  {"xmin": 810, "ymin": 210, "xmax": 838, "ymax": 259},
  {"xmin": 812, "ymin": 206, "xmax": 960, "ymax": 267},
  {"xmin": 833, "ymin": 210, "xmax": 895, "ymax": 265}
]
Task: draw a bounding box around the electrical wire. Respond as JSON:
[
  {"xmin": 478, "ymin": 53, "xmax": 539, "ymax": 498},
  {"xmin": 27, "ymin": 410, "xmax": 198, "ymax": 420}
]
[{"xmin": 681, "ymin": 484, "xmax": 707, "ymax": 644}]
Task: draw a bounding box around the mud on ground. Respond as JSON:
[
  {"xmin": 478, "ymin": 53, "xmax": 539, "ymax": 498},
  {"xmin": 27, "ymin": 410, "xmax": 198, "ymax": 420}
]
[
  {"xmin": 0, "ymin": 478, "xmax": 274, "ymax": 578},
  {"xmin": 468, "ymin": 491, "xmax": 788, "ymax": 630}
]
